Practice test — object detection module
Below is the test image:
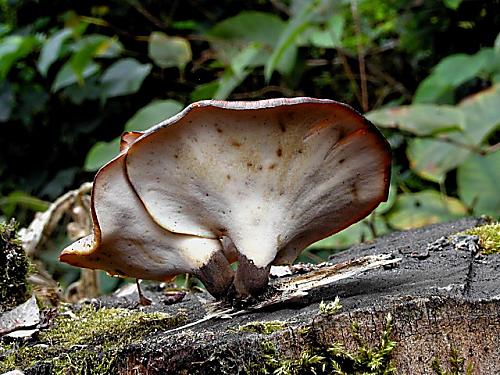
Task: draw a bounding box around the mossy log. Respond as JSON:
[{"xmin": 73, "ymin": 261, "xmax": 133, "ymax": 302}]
[{"xmin": 3, "ymin": 217, "xmax": 500, "ymax": 374}]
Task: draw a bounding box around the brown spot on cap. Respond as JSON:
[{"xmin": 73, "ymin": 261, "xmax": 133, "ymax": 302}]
[
  {"xmin": 231, "ymin": 140, "xmax": 241, "ymax": 147},
  {"xmin": 279, "ymin": 121, "xmax": 286, "ymax": 132},
  {"xmin": 269, "ymin": 163, "xmax": 277, "ymax": 170},
  {"xmin": 276, "ymin": 148, "xmax": 283, "ymax": 157}
]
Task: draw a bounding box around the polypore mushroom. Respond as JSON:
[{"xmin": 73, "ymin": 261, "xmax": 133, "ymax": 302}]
[
  {"xmin": 59, "ymin": 150, "xmax": 235, "ymax": 298},
  {"xmin": 123, "ymin": 98, "xmax": 391, "ymax": 298}
]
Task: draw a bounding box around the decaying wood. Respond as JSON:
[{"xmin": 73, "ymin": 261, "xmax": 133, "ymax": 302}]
[
  {"xmin": 18, "ymin": 182, "xmax": 92, "ymax": 256},
  {"xmin": 16, "ymin": 217, "xmax": 500, "ymax": 374}
]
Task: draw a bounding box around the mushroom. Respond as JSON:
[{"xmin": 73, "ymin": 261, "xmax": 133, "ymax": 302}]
[
  {"xmin": 123, "ymin": 98, "xmax": 391, "ymax": 298},
  {"xmin": 59, "ymin": 150, "xmax": 235, "ymax": 299}
]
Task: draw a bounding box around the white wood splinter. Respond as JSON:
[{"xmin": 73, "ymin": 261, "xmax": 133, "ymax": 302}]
[{"xmin": 60, "ymin": 98, "xmax": 391, "ymax": 300}]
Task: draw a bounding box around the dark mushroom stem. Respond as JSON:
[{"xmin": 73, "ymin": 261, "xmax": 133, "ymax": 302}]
[
  {"xmin": 136, "ymin": 279, "xmax": 152, "ymax": 306},
  {"xmin": 195, "ymin": 250, "xmax": 234, "ymax": 299},
  {"xmin": 232, "ymin": 253, "xmax": 271, "ymax": 300}
]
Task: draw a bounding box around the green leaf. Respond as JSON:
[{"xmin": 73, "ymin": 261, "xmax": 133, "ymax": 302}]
[
  {"xmin": 308, "ymin": 14, "xmax": 345, "ymax": 48},
  {"xmin": 407, "ymin": 138, "xmax": 470, "ymax": 183},
  {"xmin": 37, "ymin": 28, "xmax": 73, "ymax": 76},
  {"xmin": 125, "ymin": 100, "xmax": 183, "ymax": 132},
  {"xmin": 457, "ymin": 151, "xmax": 500, "ymax": 217},
  {"xmin": 443, "ymin": 0, "xmax": 463, "ymax": 9},
  {"xmin": 264, "ymin": 0, "xmax": 320, "ymax": 81},
  {"xmin": 69, "ymin": 35, "xmax": 123, "ymax": 81},
  {"xmin": 0, "ymin": 35, "xmax": 38, "ymax": 79},
  {"xmin": 459, "ymin": 84, "xmax": 500, "ymax": 144},
  {"xmin": 62, "ymin": 76, "xmax": 102, "ymax": 104},
  {"xmin": 200, "ymin": 43, "xmax": 262, "ymax": 101},
  {"xmin": 84, "ymin": 137, "xmax": 120, "ymax": 172},
  {"xmin": 367, "ymin": 104, "xmax": 464, "ymax": 136},
  {"xmin": 404, "ymin": 85, "xmax": 499, "ymax": 182},
  {"xmin": 414, "ymin": 50, "xmax": 494, "ymax": 104},
  {"xmin": 213, "ymin": 68, "xmax": 252, "ymax": 100},
  {"xmin": 190, "ymin": 81, "xmax": 219, "ymax": 102},
  {"xmin": 51, "ymin": 61, "xmax": 100, "ymax": 92},
  {"xmin": 148, "ymin": 32, "xmax": 192, "ymax": 70},
  {"xmin": 0, "ymin": 191, "xmax": 49, "ymax": 217},
  {"xmin": 495, "ymin": 32, "xmax": 500, "ymax": 54},
  {"xmin": 208, "ymin": 11, "xmax": 294, "ymax": 75},
  {"xmin": 100, "ymin": 58, "xmax": 151, "ymax": 99},
  {"xmin": 308, "ymin": 214, "xmax": 389, "ymax": 250},
  {"xmin": 387, "ymin": 190, "xmax": 467, "ymax": 230}
]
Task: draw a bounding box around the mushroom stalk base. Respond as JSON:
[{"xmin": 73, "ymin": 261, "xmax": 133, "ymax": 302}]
[
  {"xmin": 195, "ymin": 251, "xmax": 234, "ymax": 299},
  {"xmin": 230, "ymin": 254, "xmax": 271, "ymax": 301}
]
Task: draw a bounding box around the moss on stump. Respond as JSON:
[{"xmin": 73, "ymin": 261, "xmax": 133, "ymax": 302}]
[{"xmin": 0, "ymin": 219, "xmax": 31, "ymax": 313}]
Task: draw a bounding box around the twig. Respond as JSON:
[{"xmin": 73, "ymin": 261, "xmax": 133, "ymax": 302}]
[
  {"xmin": 129, "ymin": 1, "xmax": 169, "ymax": 31},
  {"xmin": 337, "ymin": 50, "xmax": 363, "ymax": 106},
  {"xmin": 350, "ymin": 0, "xmax": 368, "ymax": 111},
  {"xmin": 19, "ymin": 182, "xmax": 93, "ymax": 256}
]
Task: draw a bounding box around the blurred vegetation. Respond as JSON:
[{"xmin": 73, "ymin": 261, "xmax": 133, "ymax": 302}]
[{"xmin": 0, "ymin": 0, "xmax": 498, "ymax": 290}]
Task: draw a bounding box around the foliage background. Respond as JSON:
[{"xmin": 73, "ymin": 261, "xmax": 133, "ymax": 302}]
[{"xmin": 0, "ymin": 0, "xmax": 499, "ymax": 291}]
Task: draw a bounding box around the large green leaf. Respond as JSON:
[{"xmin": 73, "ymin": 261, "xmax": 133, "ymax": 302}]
[
  {"xmin": 83, "ymin": 137, "xmax": 120, "ymax": 172},
  {"xmin": 406, "ymin": 138, "xmax": 470, "ymax": 183},
  {"xmin": 208, "ymin": 11, "xmax": 294, "ymax": 75},
  {"xmin": 387, "ymin": 190, "xmax": 467, "ymax": 230},
  {"xmin": 124, "ymin": 100, "xmax": 183, "ymax": 132},
  {"xmin": 148, "ymin": 32, "xmax": 192, "ymax": 70},
  {"xmin": 457, "ymin": 151, "xmax": 500, "ymax": 217},
  {"xmin": 459, "ymin": 84, "xmax": 500, "ymax": 144},
  {"xmin": 404, "ymin": 85, "xmax": 499, "ymax": 182},
  {"xmin": 264, "ymin": 0, "xmax": 320, "ymax": 81},
  {"xmin": 414, "ymin": 49, "xmax": 497, "ymax": 104},
  {"xmin": 51, "ymin": 61, "xmax": 100, "ymax": 92},
  {"xmin": 37, "ymin": 28, "xmax": 73, "ymax": 76},
  {"xmin": 367, "ymin": 104, "xmax": 464, "ymax": 136},
  {"xmin": 0, "ymin": 35, "xmax": 39, "ymax": 79},
  {"xmin": 100, "ymin": 58, "xmax": 151, "ymax": 99}
]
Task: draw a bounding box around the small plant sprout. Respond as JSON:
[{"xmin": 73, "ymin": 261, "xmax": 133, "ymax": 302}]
[
  {"xmin": 60, "ymin": 98, "xmax": 391, "ymax": 301},
  {"xmin": 319, "ymin": 296, "xmax": 342, "ymax": 315}
]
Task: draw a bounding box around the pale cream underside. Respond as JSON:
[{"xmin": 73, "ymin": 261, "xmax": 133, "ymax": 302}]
[
  {"xmin": 62, "ymin": 153, "xmax": 222, "ymax": 279},
  {"xmin": 126, "ymin": 103, "xmax": 388, "ymax": 268}
]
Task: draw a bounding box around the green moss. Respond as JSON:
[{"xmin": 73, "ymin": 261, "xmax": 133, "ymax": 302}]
[
  {"xmin": 0, "ymin": 219, "xmax": 31, "ymax": 312},
  {"xmin": 462, "ymin": 223, "xmax": 500, "ymax": 255},
  {"xmin": 252, "ymin": 313, "xmax": 397, "ymax": 375},
  {"xmin": 319, "ymin": 297, "xmax": 342, "ymax": 315},
  {"xmin": 235, "ymin": 320, "xmax": 286, "ymax": 335},
  {"xmin": 431, "ymin": 347, "xmax": 474, "ymax": 375},
  {"xmin": 0, "ymin": 304, "xmax": 187, "ymax": 373}
]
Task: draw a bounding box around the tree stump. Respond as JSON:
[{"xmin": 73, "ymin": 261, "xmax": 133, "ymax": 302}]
[{"xmin": 2, "ymin": 217, "xmax": 499, "ymax": 374}]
